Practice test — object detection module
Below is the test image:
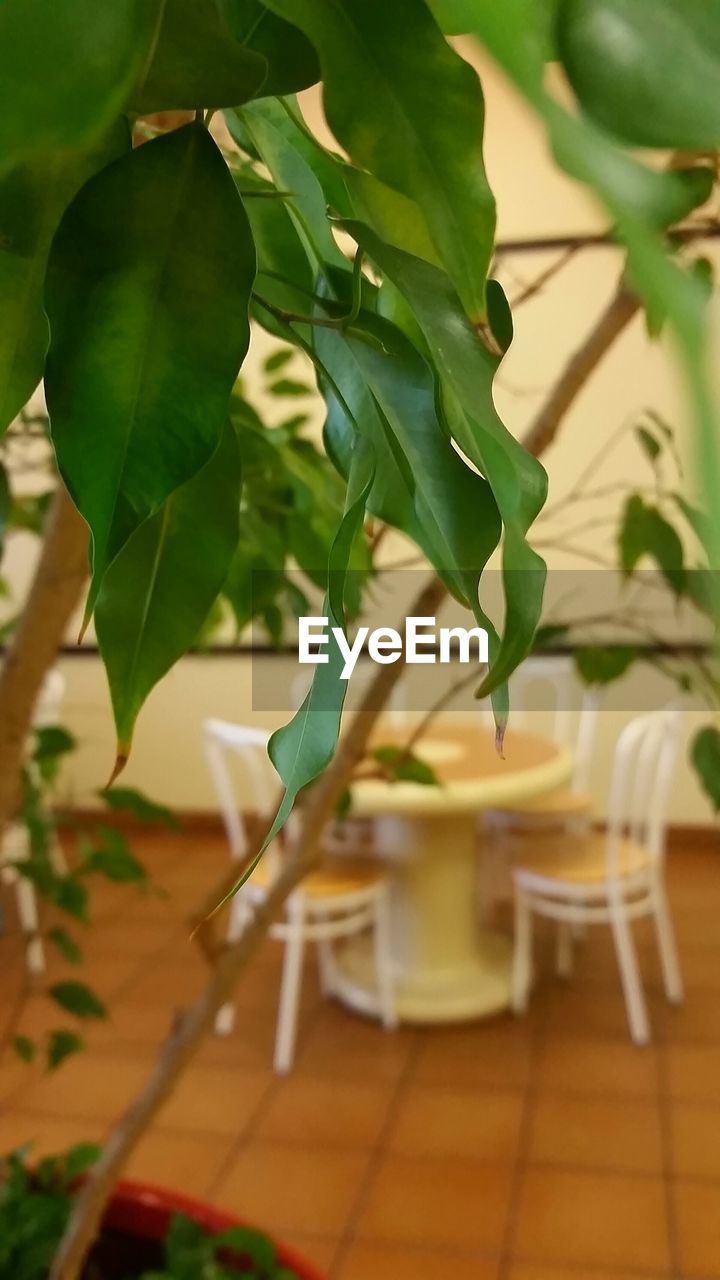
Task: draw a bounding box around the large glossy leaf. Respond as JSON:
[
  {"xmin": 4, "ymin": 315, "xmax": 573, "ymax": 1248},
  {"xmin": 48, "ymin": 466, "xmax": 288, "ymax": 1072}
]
[
  {"xmin": 131, "ymin": 0, "xmax": 267, "ymax": 113},
  {"xmin": 339, "ymin": 221, "xmax": 548, "ymax": 697},
  {"xmin": 557, "ymin": 0, "xmax": 720, "ymax": 148},
  {"xmin": 0, "ymin": 122, "xmax": 130, "ymax": 435},
  {"xmin": 45, "ymin": 124, "xmax": 255, "ymax": 607},
  {"xmin": 263, "ymin": 0, "xmax": 495, "ymax": 322},
  {"xmin": 471, "ymin": 0, "xmax": 720, "ymax": 585},
  {"xmin": 95, "ymin": 421, "xmax": 241, "ymax": 765},
  {"xmin": 221, "ymin": 1, "xmax": 320, "ymax": 95},
  {"xmin": 0, "ymin": 1, "xmax": 148, "ymax": 175}
]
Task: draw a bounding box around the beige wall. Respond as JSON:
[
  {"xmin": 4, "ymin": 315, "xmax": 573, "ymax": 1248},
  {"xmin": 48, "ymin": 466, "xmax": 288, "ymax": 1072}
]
[{"xmin": 6, "ymin": 51, "xmax": 718, "ymax": 824}]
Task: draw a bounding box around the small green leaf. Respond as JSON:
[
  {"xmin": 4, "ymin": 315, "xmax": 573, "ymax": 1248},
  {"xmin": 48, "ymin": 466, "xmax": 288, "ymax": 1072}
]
[
  {"xmin": 48, "ymin": 982, "xmax": 107, "ymax": 1021},
  {"xmin": 691, "ymin": 725, "xmax": 720, "ymax": 813},
  {"xmin": 45, "ymin": 124, "xmax": 255, "ymax": 607},
  {"xmin": 574, "ymin": 645, "xmax": 639, "ymax": 686},
  {"xmin": 47, "ymin": 927, "xmax": 82, "ymax": 965},
  {"xmin": 268, "ymin": 378, "xmax": 311, "ymax": 397},
  {"xmin": 95, "ymin": 420, "xmax": 242, "ymax": 762},
  {"xmin": 130, "ymin": 0, "xmax": 267, "ymax": 113},
  {"xmin": 619, "ymin": 495, "xmax": 685, "ymax": 596},
  {"xmin": 99, "ymin": 786, "xmax": 179, "ymax": 829},
  {"xmin": 61, "ymin": 1141, "xmax": 99, "ymax": 1176},
  {"xmin": 263, "ymin": 348, "xmax": 294, "ymax": 373},
  {"xmin": 373, "ymin": 746, "xmax": 439, "ymax": 786},
  {"xmin": 13, "ymin": 1036, "xmax": 35, "ymax": 1063},
  {"xmin": 635, "ymin": 426, "xmax": 661, "ymax": 464},
  {"xmin": 80, "ymin": 829, "xmax": 147, "ymax": 884},
  {"xmin": 47, "ymin": 1031, "xmax": 85, "ymax": 1071}
]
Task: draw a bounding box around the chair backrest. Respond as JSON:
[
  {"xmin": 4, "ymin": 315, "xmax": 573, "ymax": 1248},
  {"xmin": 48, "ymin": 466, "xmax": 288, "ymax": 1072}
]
[
  {"xmin": 202, "ymin": 719, "xmax": 284, "ymax": 867},
  {"xmin": 606, "ymin": 707, "xmax": 682, "ymax": 872}
]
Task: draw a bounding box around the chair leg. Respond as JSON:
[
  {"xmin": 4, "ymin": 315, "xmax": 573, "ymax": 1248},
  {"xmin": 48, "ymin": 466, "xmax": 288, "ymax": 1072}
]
[
  {"xmin": 214, "ymin": 892, "xmax": 250, "ymax": 1037},
  {"xmin": 556, "ymin": 921, "xmax": 574, "ymax": 978},
  {"xmin": 374, "ymin": 888, "xmax": 397, "ymax": 1031},
  {"xmin": 316, "ymin": 938, "xmax": 335, "ymax": 997},
  {"xmin": 511, "ymin": 889, "xmax": 533, "ymax": 1015},
  {"xmin": 609, "ymin": 900, "xmax": 650, "ymax": 1045},
  {"xmin": 274, "ymin": 899, "xmax": 306, "ymax": 1073},
  {"xmin": 652, "ymin": 878, "xmax": 684, "ymax": 1005},
  {"xmin": 15, "ymin": 876, "xmax": 45, "ymax": 975}
]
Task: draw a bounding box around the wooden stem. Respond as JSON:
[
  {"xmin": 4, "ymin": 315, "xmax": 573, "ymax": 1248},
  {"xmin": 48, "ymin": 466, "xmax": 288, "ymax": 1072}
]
[{"xmin": 0, "ymin": 485, "xmax": 88, "ymax": 832}]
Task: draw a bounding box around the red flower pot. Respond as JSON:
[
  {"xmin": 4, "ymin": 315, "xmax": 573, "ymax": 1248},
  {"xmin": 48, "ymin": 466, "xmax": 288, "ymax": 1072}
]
[{"xmin": 101, "ymin": 1179, "xmax": 326, "ymax": 1280}]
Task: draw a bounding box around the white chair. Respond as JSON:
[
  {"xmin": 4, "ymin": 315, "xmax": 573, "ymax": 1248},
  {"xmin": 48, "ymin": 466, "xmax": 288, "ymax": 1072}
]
[
  {"xmin": 203, "ymin": 719, "xmax": 396, "ymax": 1072},
  {"xmin": 1, "ymin": 667, "xmax": 67, "ymax": 974},
  {"xmin": 510, "ymin": 708, "xmax": 683, "ymax": 1044}
]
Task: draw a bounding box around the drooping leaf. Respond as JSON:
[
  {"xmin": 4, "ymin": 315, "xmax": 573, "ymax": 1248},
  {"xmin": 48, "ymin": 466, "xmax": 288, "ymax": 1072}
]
[
  {"xmin": 263, "ymin": 0, "xmax": 496, "ymax": 321},
  {"xmin": 45, "ymin": 125, "xmax": 255, "ymax": 608},
  {"xmin": 557, "ymin": 0, "xmax": 720, "ymax": 149},
  {"xmin": 691, "ymin": 725, "xmax": 720, "ymax": 813},
  {"xmin": 574, "ymin": 645, "xmax": 640, "ymax": 686},
  {"xmin": 47, "ymin": 1030, "xmax": 84, "ymax": 1071},
  {"xmin": 0, "ymin": 121, "xmax": 130, "ymax": 435},
  {"xmin": 32, "ymin": 725, "xmax": 76, "ymax": 784},
  {"xmin": 130, "ymin": 0, "xmax": 267, "ymax": 113},
  {"xmin": 99, "ymin": 786, "xmax": 179, "ymax": 829},
  {"xmin": 221, "ymin": 0, "xmax": 321, "ymax": 95},
  {"xmin": 48, "ymin": 981, "xmax": 107, "ymax": 1021},
  {"xmin": 95, "ymin": 421, "xmax": 241, "ymax": 764},
  {"xmin": 339, "ymin": 222, "xmax": 548, "ymax": 698},
  {"xmin": 618, "ymin": 494, "xmax": 685, "ymax": 596},
  {"xmin": 0, "ymin": 1, "xmax": 150, "ymax": 175},
  {"xmin": 47, "ymin": 927, "xmax": 82, "ymax": 965}
]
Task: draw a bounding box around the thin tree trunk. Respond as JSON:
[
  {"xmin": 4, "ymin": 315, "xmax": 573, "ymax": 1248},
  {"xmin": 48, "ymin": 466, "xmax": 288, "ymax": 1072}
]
[{"xmin": 0, "ymin": 485, "xmax": 88, "ymax": 830}]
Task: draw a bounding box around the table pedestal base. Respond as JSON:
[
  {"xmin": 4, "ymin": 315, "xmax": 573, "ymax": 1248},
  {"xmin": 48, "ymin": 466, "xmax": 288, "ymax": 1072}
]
[{"xmin": 332, "ymin": 929, "xmax": 512, "ymax": 1024}]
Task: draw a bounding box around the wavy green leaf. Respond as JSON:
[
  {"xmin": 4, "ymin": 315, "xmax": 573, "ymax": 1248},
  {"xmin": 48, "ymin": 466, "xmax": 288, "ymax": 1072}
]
[
  {"xmin": 557, "ymin": 0, "xmax": 720, "ymax": 149},
  {"xmin": 131, "ymin": 0, "xmax": 267, "ymax": 113},
  {"xmin": 222, "ymin": 1, "xmax": 320, "ymax": 95},
  {"xmin": 0, "ymin": 122, "xmax": 130, "ymax": 435},
  {"xmin": 0, "ymin": 1, "xmax": 148, "ymax": 176},
  {"xmin": 45, "ymin": 124, "xmax": 255, "ymax": 609},
  {"xmin": 263, "ymin": 0, "xmax": 495, "ymax": 321},
  {"xmin": 95, "ymin": 421, "xmax": 241, "ymax": 765},
  {"xmin": 338, "ymin": 221, "xmax": 548, "ymax": 699}
]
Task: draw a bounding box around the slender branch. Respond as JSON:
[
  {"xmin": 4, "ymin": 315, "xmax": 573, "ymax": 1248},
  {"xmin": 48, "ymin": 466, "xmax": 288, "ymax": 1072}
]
[{"xmin": 522, "ymin": 282, "xmax": 640, "ymax": 457}]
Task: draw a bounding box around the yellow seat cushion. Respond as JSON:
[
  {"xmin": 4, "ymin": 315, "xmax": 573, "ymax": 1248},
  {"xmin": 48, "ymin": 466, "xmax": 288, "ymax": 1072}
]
[
  {"xmin": 496, "ymin": 786, "xmax": 594, "ymax": 819},
  {"xmin": 511, "ymin": 832, "xmax": 652, "ymax": 886},
  {"xmin": 249, "ymin": 855, "xmax": 384, "ymax": 899}
]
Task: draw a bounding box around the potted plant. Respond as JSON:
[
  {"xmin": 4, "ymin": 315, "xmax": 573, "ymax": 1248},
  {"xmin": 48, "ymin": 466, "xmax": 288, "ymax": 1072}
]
[{"xmin": 0, "ymin": 4, "xmax": 718, "ymax": 1279}]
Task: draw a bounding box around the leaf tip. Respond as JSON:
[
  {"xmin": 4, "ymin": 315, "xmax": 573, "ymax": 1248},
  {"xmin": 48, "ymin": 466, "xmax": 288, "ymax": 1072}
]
[
  {"xmin": 108, "ymin": 745, "xmax": 130, "ymax": 787},
  {"xmin": 495, "ymin": 721, "xmax": 507, "ymax": 759}
]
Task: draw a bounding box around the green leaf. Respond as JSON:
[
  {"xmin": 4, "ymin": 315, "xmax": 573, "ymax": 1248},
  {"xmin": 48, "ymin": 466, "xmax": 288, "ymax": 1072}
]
[
  {"xmin": 80, "ymin": 829, "xmax": 147, "ymax": 884},
  {"xmin": 618, "ymin": 494, "xmax": 685, "ymax": 596},
  {"xmin": 99, "ymin": 786, "xmax": 179, "ymax": 829},
  {"xmin": 221, "ymin": 1, "xmax": 320, "ymax": 95},
  {"xmin": 95, "ymin": 420, "xmax": 241, "ymax": 762},
  {"xmin": 48, "ymin": 982, "xmax": 107, "ymax": 1021},
  {"xmin": 263, "ymin": 348, "xmax": 294, "ymax": 373},
  {"xmin": 13, "ymin": 1036, "xmax": 35, "ymax": 1063},
  {"xmin": 691, "ymin": 725, "xmax": 720, "ymax": 813},
  {"xmin": 263, "ymin": 0, "xmax": 496, "ymax": 321},
  {"xmin": 268, "ymin": 378, "xmax": 311, "ymax": 397},
  {"xmin": 60, "ymin": 1142, "xmax": 99, "ymax": 1177},
  {"xmin": 635, "ymin": 426, "xmax": 661, "ymax": 464},
  {"xmin": 130, "ymin": 0, "xmax": 267, "ymax": 113},
  {"xmin": 574, "ymin": 645, "xmax": 639, "ymax": 686},
  {"xmin": 557, "ymin": 0, "xmax": 720, "ymax": 148},
  {"xmin": 32, "ymin": 725, "xmax": 76, "ymax": 782},
  {"xmin": 45, "ymin": 124, "xmax": 255, "ymax": 609},
  {"xmin": 0, "ymin": 121, "xmax": 130, "ymax": 435},
  {"xmin": 47, "ymin": 1024, "xmax": 83, "ymax": 1064},
  {"xmin": 0, "ymin": 464, "xmax": 10, "ymax": 547},
  {"xmin": 373, "ymin": 745, "xmax": 439, "ymax": 786},
  {"xmin": 339, "ymin": 222, "xmax": 547, "ymax": 700},
  {"xmin": 0, "ymin": 1, "xmax": 150, "ymax": 175},
  {"xmin": 47, "ymin": 927, "xmax": 82, "ymax": 965}
]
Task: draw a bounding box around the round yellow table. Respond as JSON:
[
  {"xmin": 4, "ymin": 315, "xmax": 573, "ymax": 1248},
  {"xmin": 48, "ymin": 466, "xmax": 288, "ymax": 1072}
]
[{"xmin": 332, "ymin": 718, "xmax": 573, "ymax": 1024}]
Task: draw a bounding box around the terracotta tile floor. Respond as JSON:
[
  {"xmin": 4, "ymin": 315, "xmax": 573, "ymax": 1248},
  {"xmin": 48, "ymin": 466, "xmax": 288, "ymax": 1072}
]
[{"xmin": 2, "ymin": 829, "xmax": 720, "ymax": 1278}]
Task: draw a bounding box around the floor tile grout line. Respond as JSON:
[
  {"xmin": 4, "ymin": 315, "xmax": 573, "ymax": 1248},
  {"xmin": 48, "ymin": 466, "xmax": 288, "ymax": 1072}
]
[
  {"xmin": 327, "ymin": 1028, "xmax": 423, "ymax": 1279},
  {"xmin": 656, "ymin": 1036, "xmax": 685, "ymax": 1280},
  {"xmin": 495, "ymin": 1015, "xmax": 545, "ymax": 1280}
]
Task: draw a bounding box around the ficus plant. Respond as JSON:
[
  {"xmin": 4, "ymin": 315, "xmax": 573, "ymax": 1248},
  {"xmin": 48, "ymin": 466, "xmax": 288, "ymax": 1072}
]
[{"xmin": 0, "ymin": 2, "xmax": 719, "ymax": 1277}]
